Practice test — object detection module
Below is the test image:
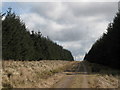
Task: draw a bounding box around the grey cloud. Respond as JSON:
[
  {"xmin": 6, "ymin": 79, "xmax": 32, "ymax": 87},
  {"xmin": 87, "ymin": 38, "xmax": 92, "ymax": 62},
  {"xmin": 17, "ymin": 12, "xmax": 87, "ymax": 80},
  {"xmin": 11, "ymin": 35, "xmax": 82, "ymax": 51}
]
[
  {"xmin": 18, "ymin": 2, "xmax": 118, "ymax": 60},
  {"xmin": 65, "ymin": 2, "xmax": 118, "ymax": 19},
  {"xmin": 50, "ymin": 28, "xmax": 87, "ymax": 42}
]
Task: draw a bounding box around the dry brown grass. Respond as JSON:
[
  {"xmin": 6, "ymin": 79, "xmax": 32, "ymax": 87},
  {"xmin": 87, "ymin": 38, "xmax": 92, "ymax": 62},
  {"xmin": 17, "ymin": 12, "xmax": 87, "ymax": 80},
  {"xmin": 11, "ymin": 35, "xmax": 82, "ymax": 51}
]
[
  {"xmin": 83, "ymin": 61, "xmax": 120, "ymax": 88},
  {"xmin": 2, "ymin": 60, "xmax": 75, "ymax": 88}
]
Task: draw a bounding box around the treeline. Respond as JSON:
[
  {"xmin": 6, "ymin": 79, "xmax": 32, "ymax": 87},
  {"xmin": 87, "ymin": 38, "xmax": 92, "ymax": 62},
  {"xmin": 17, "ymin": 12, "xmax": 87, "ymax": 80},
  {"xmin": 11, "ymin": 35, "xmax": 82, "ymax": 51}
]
[
  {"xmin": 84, "ymin": 9, "xmax": 120, "ymax": 69},
  {"xmin": 2, "ymin": 9, "xmax": 74, "ymax": 61}
]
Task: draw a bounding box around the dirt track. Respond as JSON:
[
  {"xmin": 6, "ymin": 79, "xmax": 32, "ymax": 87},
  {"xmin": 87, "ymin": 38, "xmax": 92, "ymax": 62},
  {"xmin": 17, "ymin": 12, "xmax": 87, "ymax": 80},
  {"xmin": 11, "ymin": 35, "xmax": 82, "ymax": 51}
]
[
  {"xmin": 2, "ymin": 60, "xmax": 119, "ymax": 88},
  {"xmin": 52, "ymin": 62, "xmax": 89, "ymax": 88},
  {"xmin": 52, "ymin": 61, "xmax": 119, "ymax": 88}
]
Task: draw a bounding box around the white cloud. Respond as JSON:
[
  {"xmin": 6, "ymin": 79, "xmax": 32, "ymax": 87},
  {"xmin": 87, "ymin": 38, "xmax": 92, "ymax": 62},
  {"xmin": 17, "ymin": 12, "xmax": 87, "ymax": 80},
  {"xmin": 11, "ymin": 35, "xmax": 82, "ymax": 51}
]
[
  {"xmin": 75, "ymin": 55, "xmax": 85, "ymax": 61},
  {"xmin": 46, "ymin": 2, "xmax": 67, "ymax": 20},
  {"xmin": 13, "ymin": 2, "xmax": 118, "ymax": 60},
  {"xmin": 20, "ymin": 13, "xmax": 47, "ymax": 29}
]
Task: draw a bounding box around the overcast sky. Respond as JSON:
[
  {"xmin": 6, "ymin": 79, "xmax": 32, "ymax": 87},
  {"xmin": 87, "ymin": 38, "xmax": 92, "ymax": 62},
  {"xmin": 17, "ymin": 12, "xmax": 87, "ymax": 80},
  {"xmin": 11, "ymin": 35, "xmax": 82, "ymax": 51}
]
[{"xmin": 2, "ymin": 1, "xmax": 119, "ymax": 60}]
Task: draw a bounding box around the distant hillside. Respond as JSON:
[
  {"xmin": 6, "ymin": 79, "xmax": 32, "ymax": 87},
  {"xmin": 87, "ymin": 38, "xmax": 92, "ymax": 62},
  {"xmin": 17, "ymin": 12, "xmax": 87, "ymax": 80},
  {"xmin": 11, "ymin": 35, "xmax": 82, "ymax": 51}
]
[
  {"xmin": 84, "ymin": 8, "xmax": 120, "ymax": 69},
  {"xmin": 2, "ymin": 9, "xmax": 74, "ymax": 61}
]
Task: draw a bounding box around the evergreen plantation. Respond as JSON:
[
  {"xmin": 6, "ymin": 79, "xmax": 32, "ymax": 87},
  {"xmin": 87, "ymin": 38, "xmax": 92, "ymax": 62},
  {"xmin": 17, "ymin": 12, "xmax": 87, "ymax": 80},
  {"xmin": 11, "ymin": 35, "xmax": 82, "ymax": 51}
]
[
  {"xmin": 2, "ymin": 9, "xmax": 74, "ymax": 61},
  {"xmin": 84, "ymin": 9, "xmax": 120, "ymax": 69}
]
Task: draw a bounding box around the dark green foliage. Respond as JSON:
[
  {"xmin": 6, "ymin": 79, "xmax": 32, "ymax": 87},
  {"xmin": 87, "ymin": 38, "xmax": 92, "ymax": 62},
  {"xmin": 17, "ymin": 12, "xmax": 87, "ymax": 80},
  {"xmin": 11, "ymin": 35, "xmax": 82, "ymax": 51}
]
[
  {"xmin": 84, "ymin": 10, "xmax": 120, "ymax": 69},
  {"xmin": 2, "ymin": 9, "xmax": 74, "ymax": 61}
]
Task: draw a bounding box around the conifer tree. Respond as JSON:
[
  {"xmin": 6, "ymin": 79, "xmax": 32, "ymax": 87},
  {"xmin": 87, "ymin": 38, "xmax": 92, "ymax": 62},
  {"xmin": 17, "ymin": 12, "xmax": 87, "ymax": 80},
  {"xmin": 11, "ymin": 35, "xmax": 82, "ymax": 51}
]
[
  {"xmin": 84, "ymin": 7, "xmax": 120, "ymax": 69},
  {"xmin": 2, "ymin": 8, "xmax": 74, "ymax": 61}
]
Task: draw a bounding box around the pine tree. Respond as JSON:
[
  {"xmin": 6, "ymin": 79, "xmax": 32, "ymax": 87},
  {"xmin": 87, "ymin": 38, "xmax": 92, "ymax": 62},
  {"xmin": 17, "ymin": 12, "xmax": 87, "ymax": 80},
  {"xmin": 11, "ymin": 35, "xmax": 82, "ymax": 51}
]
[
  {"xmin": 2, "ymin": 8, "xmax": 74, "ymax": 61},
  {"xmin": 84, "ymin": 8, "xmax": 120, "ymax": 69}
]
